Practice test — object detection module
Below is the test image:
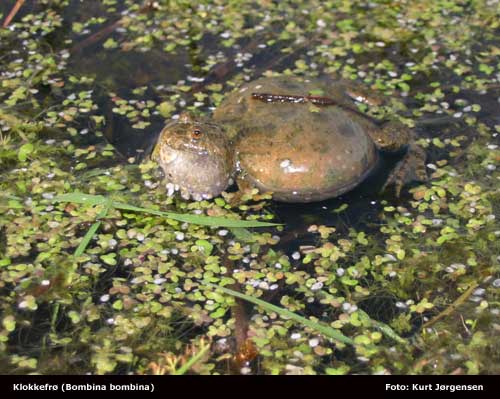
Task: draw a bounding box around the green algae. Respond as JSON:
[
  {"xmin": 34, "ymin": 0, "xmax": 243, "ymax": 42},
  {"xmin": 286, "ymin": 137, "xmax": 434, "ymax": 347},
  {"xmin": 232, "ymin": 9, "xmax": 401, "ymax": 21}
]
[{"xmin": 0, "ymin": 0, "xmax": 499, "ymax": 375}]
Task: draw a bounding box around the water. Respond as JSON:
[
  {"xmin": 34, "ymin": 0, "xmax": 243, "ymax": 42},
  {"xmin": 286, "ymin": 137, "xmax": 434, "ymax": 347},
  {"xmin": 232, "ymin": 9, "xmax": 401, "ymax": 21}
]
[
  {"xmin": 61, "ymin": 2, "xmax": 431, "ymax": 248},
  {"xmin": 1, "ymin": 0, "xmax": 499, "ymax": 375},
  {"xmin": 60, "ymin": 0, "xmax": 500, "ymax": 327}
]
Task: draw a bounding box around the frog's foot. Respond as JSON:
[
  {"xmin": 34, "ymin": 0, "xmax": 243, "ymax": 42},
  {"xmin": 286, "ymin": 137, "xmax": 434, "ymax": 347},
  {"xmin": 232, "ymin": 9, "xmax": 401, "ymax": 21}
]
[{"xmin": 382, "ymin": 143, "xmax": 427, "ymax": 197}]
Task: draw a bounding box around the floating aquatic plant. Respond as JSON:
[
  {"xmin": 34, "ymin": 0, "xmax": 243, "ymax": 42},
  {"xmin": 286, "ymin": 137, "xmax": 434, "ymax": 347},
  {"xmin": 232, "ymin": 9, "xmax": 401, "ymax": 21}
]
[{"xmin": 0, "ymin": 0, "xmax": 498, "ymax": 376}]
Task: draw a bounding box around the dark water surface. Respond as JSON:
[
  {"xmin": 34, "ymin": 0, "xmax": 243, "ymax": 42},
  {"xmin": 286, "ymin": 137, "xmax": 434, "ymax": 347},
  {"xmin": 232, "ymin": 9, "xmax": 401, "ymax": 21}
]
[
  {"xmin": 1, "ymin": 0, "xmax": 499, "ymax": 375},
  {"xmin": 59, "ymin": 8, "xmax": 416, "ymax": 220},
  {"xmin": 61, "ymin": 0, "xmax": 500, "ymax": 253},
  {"xmin": 63, "ymin": 0, "xmax": 500, "ymax": 330}
]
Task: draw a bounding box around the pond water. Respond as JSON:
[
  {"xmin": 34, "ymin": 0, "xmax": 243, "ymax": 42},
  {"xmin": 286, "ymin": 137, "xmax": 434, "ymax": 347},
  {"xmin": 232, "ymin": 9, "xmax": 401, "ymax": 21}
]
[{"xmin": 0, "ymin": 0, "xmax": 499, "ymax": 375}]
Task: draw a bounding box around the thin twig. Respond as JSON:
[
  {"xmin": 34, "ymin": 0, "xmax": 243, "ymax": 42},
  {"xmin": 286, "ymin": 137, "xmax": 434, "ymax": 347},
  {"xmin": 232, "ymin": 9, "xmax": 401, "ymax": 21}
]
[
  {"xmin": 70, "ymin": 19, "xmax": 123, "ymax": 54},
  {"xmin": 222, "ymin": 255, "xmax": 250, "ymax": 350},
  {"xmin": 189, "ymin": 33, "xmax": 273, "ymax": 93},
  {"xmin": 459, "ymin": 314, "xmax": 471, "ymax": 335},
  {"xmin": 2, "ymin": 0, "xmax": 25, "ymax": 28},
  {"xmin": 220, "ymin": 253, "xmax": 258, "ymax": 372},
  {"xmin": 422, "ymin": 283, "xmax": 478, "ymax": 329},
  {"xmin": 70, "ymin": 1, "xmax": 154, "ymax": 54}
]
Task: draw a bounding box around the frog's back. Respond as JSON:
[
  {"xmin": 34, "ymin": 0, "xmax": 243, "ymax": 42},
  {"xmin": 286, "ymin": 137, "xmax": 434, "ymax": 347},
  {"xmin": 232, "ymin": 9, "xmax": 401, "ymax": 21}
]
[{"xmin": 214, "ymin": 77, "xmax": 378, "ymax": 202}]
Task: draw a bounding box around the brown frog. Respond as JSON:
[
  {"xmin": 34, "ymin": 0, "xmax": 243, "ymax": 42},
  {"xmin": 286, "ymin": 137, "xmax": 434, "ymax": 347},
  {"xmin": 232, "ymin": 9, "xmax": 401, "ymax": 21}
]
[{"xmin": 152, "ymin": 76, "xmax": 427, "ymax": 202}]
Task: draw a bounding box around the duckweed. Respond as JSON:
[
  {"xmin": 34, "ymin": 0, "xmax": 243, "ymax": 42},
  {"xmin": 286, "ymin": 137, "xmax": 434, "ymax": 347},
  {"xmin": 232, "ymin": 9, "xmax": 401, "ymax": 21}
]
[{"xmin": 0, "ymin": 0, "xmax": 499, "ymax": 375}]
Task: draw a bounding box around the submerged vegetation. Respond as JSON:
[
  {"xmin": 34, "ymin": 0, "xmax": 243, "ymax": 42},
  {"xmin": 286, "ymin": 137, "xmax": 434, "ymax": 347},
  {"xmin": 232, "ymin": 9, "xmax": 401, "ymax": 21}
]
[{"xmin": 0, "ymin": 0, "xmax": 499, "ymax": 375}]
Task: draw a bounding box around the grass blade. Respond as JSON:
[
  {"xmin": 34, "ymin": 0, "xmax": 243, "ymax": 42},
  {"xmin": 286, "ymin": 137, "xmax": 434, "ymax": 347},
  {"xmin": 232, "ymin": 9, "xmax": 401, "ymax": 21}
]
[
  {"xmin": 53, "ymin": 192, "xmax": 107, "ymax": 206},
  {"xmin": 110, "ymin": 200, "xmax": 279, "ymax": 227},
  {"xmin": 357, "ymin": 309, "xmax": 407, "ymax": 344},
  {"xmin": 73, "ymin": 198, "xmax": 112, "ymax": 257},
  {"xmin": 161, "ymin": 212, "xmax": 278, "ymax": 228},
  {"xmin": 173, "ymin": 342, "xmax": 211, "ymax": 375},
  {"xmin": 54, "ymin": 192, "xmax": 280, "ymax": 228},
  {"xmin": 206, "ymin": 283, "xmax": 354, "ymax": 345},
  {"xmin": 74, "ymin": 220, "xmax": 101, "ymax": 257}
]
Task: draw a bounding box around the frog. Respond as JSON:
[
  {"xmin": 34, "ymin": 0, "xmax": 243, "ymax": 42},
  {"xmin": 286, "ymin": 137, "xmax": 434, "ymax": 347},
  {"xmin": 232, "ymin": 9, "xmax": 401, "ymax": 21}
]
[{"xmin": 152, "ymin": 76, "xmax": 427, "ymax": 203}]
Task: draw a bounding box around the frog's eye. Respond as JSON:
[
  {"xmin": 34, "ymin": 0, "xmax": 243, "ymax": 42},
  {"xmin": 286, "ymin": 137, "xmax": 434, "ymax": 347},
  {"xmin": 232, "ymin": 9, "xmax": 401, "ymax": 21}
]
[{"xmin": 191, "ymin": 129, "xmax": 202, "ymax": 140}]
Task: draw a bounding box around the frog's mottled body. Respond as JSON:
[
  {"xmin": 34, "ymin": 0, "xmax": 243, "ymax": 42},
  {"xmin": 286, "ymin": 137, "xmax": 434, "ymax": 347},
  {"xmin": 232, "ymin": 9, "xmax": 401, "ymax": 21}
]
[{"xmin": 153, "ymin": 76, "xmax": 426, "ymax": 202}]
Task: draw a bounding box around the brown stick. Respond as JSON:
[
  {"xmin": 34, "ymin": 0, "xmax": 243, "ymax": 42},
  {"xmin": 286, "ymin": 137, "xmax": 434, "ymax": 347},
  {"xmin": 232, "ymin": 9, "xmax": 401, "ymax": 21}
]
[
  {"xmin": 190, "ymin": 32, "xmax": 320, "ymax": 94},
  {"xmin": 189, "ymin": 34, "xmax": 271, "ymax": 93},
  {"xmin": 231, "ymin": 296, "xmax": 250, "ymax": 352},
  {"xmin": 70, "ymin": 19, "xmax": 123, "ymax": 54},
  {"xmin": 2, "ymin": 0, "xmax": 25, "ymax": 28},
  {"xmin": 220, "ymin": 253, "xmax": 258, "ymax": 371},
  {"xmin": 422, "ymin": 283, "xmax": 478, "ymax": 329},
  {"xmin": 70, "ymin": 1, "xmax": 154, "ymax": 54}
]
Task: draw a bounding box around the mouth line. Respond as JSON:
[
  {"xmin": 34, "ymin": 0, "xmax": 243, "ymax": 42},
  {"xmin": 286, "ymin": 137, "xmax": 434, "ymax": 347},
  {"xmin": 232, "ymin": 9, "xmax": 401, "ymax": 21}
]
[{"xmin": 178, "ymin": 143, "xmax": 210, "ymax": 155}]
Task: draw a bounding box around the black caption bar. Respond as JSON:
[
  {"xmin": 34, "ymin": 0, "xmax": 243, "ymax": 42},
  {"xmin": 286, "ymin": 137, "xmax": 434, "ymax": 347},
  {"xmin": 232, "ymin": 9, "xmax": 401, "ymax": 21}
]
[{"xmin": 1, "ymin": 375, "xmax": 497, "ymax": 397}]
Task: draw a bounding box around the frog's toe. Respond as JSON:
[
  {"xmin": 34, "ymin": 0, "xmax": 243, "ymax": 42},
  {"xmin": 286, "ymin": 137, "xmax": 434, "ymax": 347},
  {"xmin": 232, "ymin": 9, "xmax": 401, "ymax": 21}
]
[
  {"xmin": 382, "ymin": 168, "xmax": 405, "ymax": 197},
  {"xmin": 382, "ymin": 144, "xmax": 427, "ymax": 197},
  {"xmin": 415, "ymin": 161, "xmax": 428, "ymax": 182}
]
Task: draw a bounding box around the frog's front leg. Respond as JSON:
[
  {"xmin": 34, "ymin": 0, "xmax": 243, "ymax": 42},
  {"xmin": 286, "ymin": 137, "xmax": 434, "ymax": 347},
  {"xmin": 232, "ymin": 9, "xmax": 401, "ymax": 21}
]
[
  {"xmin": 369, "ymin": 121, "xmax": 428, "ymax": 197},
  {"xmin": 383, "ymin": 142, "xmax": 427, "ymax": 197}
]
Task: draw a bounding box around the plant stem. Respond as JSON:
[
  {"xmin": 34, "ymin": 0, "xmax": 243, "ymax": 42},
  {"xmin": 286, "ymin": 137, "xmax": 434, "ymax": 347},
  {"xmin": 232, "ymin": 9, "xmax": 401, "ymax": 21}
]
[
  {"xmin": 422, "ymin": 283, "xmax": 479, "ymax": 329},
  {"xmin": 2, "ymin": 0, "xmax": 25, "ymax": 28}
]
